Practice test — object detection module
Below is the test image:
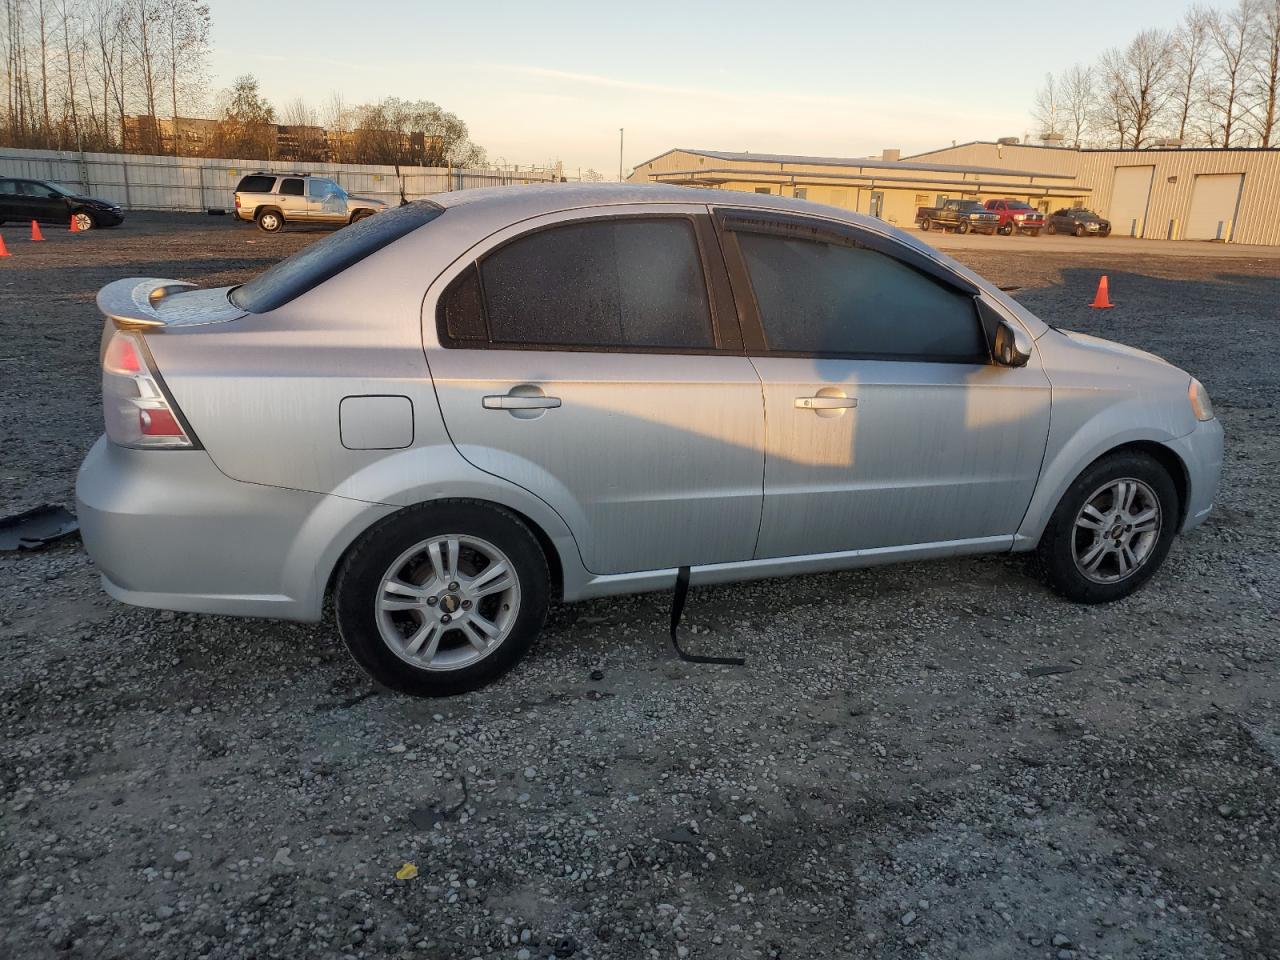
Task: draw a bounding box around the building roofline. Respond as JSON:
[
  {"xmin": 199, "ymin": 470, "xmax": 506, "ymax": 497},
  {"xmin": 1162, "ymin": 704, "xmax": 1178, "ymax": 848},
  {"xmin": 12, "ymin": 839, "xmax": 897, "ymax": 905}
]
[
  {"xmin": 632, "ymin": 146, "xmax": 1075, "ymax": 180},
  {"xmin": 905, "ymin": 140, "xmax": 1280, "ymax": 158}
]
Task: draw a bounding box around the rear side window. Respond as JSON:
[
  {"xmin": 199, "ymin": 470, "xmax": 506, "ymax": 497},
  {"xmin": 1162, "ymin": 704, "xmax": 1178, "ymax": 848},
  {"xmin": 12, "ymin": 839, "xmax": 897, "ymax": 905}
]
[
  {"xmin": 279, "ymin": 178, "xmax": 304, "ymax": 196},
  {"xmin": 235, "ymin": 175, "xmax": 276, "ymax": 193},
  {"xmin": 230, "ymin": 202, "xmax": 444, "ymax": 313},
  {"xmin": 736, "ymin": 233, "xmax": 986, "ymax": 360},
  {"xmin": 471, "ymin": 219, "xmax": 713, "ymax": 350}
]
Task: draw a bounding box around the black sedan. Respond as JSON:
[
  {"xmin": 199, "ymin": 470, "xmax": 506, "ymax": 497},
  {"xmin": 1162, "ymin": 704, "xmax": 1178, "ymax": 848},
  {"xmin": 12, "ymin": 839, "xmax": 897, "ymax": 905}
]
[
  {"xmin": 0, "ymin": 177, "xmax": 124, "ymax": 231},
  {"xmin": 1046, "ymin": 208, "xmax": 1111, "ymax": 237}
]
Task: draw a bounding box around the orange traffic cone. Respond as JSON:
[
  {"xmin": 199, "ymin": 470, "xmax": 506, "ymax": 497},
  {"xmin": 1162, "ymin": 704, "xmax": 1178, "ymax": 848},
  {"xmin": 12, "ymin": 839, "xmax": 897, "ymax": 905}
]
[
  {"xmin": 0, "ymin": 234, "xmax": 9, "ymax": 257},
  {"xmin": 1089, "ymin": 274, "xmax": 1114, "ymax": 309},
  {"xmin": 69, "ymin": 214, "xmax": 81, "ymax": 233},
  {"xmin": 30, "ymin": 220, "xmax": 44, "ymax": 241}
]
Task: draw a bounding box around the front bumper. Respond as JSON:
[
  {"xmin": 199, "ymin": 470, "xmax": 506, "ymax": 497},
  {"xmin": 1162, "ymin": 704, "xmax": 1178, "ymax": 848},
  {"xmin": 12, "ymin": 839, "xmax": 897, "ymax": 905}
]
[
  {"xmin": 75, "ymin": 437, "xmax": 393, "ymax": 621},
  {"xmin": 1167, "ymin": 417, "xmax": 1224, "ymax": 532}
]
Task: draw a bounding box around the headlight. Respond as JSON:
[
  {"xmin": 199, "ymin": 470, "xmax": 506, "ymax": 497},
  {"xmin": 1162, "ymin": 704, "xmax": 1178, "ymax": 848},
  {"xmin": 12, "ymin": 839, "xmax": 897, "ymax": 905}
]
[
  {"xmin": 1014, "ymin": 214, "xmax": 1025, "ymax": 220},
  {"xmin": 969, "ymin": 213, "xmax": 981, "ymax": 219},
  {"xmin": 1189, "ymin": 378, "xmax": 1215, "ymax": 421}
]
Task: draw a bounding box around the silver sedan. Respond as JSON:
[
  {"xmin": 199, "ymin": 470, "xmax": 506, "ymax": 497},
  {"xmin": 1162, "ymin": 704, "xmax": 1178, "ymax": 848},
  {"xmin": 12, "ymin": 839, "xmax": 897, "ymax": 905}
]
[{"xmin": 76, "ymin": 185, "xmax": 1224, "ymax": 696}]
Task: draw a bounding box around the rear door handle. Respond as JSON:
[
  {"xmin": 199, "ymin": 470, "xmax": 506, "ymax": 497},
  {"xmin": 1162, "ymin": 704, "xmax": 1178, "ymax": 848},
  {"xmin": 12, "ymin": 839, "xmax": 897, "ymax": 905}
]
[
  {"xmin": 795, "ymin": 396, "xmax": 858, "ymax": 410},
  {"xmin": 482, "ymin": 395, "xmax": 562, "ymax": 410}
]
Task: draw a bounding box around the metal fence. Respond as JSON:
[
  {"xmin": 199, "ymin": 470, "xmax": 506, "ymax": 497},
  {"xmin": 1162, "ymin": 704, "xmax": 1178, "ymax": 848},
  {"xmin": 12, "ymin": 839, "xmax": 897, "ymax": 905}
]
[{"xmin": 0, "ymin": 147, "xmax": 561, "ymax": 212}]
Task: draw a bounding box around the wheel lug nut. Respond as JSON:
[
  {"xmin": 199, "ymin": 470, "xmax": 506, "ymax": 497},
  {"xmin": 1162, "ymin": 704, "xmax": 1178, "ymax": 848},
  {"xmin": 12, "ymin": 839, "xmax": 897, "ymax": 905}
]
[
  {"xmin": 427, "ymin": 596, "xmax": 438, "ymax": 606},
  {"xmin": 462, "ymin": 600, "xmax": 472, "ymax": 610},
  {"xmin": 448, "ymin": 581, "xmax": 459, "ymax": 591},
  {"xmin": 440, "ymin": 613, "xmax": 451, "ymax": 624}
]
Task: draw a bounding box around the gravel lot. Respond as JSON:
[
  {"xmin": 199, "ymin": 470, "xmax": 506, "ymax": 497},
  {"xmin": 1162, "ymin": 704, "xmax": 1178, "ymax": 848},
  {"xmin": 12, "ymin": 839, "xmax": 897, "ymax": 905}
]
[{"xmin": 2, "ymin": 213, "xmax": 1277, "ymax": 960}]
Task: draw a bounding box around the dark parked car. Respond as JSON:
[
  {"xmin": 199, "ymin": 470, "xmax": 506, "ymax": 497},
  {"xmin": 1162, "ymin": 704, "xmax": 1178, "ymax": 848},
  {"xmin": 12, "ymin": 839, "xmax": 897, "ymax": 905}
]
[
  {"xmin": 1047, "ymin": 208, "xmax": 1111, "ymax": 237},
  {"xmin": 0, "ymin": 177, "xmax": 124, "ymax": 231}
]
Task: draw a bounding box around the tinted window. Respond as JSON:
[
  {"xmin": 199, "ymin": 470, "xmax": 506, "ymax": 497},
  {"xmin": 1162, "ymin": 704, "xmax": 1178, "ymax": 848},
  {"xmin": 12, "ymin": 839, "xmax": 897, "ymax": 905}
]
[
  {"xmin": 230, "ymin": 202, "xmax": 444, "ymax": 313},
  {"xmin": 280, "ymin": 178, "xmax": 304, "ymax": 197},
  {"xmin": 236, "ymin": 175, "xmax": 276, "ymax": 193},
  {"xmin": 479, "ymin": 219, "xmax": 713, "ymax": 349},
  {"xmin": 439, "ymin": 265, "xmax": 486, "ymax": 342},
  {"xmin": 0, "ymin": 180, "xmax": 16, "ymax": 195},
  {"xmin": 737, "ymin": 233, "xmax": 986, "ymax": 360}
]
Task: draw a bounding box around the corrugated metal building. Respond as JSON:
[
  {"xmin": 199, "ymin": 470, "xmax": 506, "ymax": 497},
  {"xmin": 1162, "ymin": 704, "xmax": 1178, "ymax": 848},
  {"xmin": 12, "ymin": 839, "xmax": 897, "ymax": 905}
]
[{"xmin": 629, "ymin": 144, "xmax": 1280, "ymax": 246}]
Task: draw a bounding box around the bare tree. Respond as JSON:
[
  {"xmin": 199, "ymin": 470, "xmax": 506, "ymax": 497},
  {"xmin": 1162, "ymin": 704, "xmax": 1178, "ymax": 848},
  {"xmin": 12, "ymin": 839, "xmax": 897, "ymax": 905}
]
[
  {"xmin": 281, "ymin": 96, "xmax": 325, "ymax": 161},
  {"xmin": 1170, "ymin": 6, "xmax": 1214, "ymax": 141},
  {"xmin": 1060, "ymin": 63, "xmax": 1095, "ymax": 146},
  {"xmin": 1031, "ymin": 72, "xmax": 1062, "ymax": 138},
  {"xmin": 1248, "ymin": 0, "xmax": 1280, "ymax": 144},
  {"xmin": 1204, "ymin": 0, "xmax": 1259, "ymax": 146},
  {"xmin": 323, "ymin": 90, "xmax": 350, "ymax": 163},
  {"xmin": 1097, "ymin": 30, "xmax": 1177, "ymax": 148},
  {"xmin": 161, "ymin": 0, "xmax": 210, "ymax": 153}
]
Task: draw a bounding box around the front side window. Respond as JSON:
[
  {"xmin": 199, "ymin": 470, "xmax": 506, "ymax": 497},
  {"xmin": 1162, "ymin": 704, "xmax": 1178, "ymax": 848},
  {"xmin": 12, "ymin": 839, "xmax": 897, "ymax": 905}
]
[
  {"xmin": 736, "ymin": 232, "xmax": 986, "ymax": 360},
  {"xmin": 279, "ymin": 178, "xmax": 304, "ymax": 197},
  {"xmin": 475, "ymin": 218, "xmax": 714, "ymax": 350},
  {"xmin": 308, "ymin": 178, "xmax": 342, "ymax": 198}
]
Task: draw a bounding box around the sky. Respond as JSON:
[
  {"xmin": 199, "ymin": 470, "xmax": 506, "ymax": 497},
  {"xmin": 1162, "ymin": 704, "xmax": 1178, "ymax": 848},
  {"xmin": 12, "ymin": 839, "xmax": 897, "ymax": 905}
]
[{"xmin": 205, "ymin": 0, "xmax": 1221, "ymax": 176}]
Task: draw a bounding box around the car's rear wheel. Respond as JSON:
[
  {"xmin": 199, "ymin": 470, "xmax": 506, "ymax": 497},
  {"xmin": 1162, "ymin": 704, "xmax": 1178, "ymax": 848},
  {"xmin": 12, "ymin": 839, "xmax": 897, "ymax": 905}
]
[
  {"xmin": 335, "ymin": 501, "xmax": 550, "ymax": 696},
  {"xmin": 920, "ymin": 218, "xmax": 932, "ymax": 232},
  {"xmin": 1035, "ymin": 451, "xmax": 1179, "ymax": 604},
  {"xmin": 71, "ymin": 210, "xmax": 95, "ymax": 231},
  {"xmin": 256, "ymin": 209, "xmax": 283, "ymax": 233}
]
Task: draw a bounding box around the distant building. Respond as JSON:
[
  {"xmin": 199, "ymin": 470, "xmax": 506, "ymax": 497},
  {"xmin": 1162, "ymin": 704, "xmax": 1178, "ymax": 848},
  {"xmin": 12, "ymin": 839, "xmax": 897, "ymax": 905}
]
[{"xmin": 629, "ymin": 143, "xmax": 1280, "ymax": 246}]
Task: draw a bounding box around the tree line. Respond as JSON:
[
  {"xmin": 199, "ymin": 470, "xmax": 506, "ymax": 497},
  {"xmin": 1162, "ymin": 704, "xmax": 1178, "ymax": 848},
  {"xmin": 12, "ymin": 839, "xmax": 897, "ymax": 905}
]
[
  {"xmin": 0, "ymin": 0, "xmax": 486, "ymax": 166},
  {"xmin": 1033, "ymin": 1, "xmax": 1280, "ymax": 148}
]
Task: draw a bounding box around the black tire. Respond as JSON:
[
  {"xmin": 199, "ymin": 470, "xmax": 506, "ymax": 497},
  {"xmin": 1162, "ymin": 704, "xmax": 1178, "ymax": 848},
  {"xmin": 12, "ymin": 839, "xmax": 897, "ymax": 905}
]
[
  {"xmin": 256, "ymin": 208, "xmax": 284, "ymax": 233},
  {"xmin": 335, "ymin": 500, "xmax": 550, "ymax": 696},
  {"xmin": 999, "ymin": 223, "xmax": 1013, "ymax": 236},
  {"xmin": 1074, "ymin": 224, "xmax": 1085, "ymax": 237},
  {"xmin": 920, "ymin": 218, "xmax": 932, "ymax": 232},
  {"xmin": 1046, "ymin": 221, "xmax": 1057, "ymax": 235},
  {"xmin": 956, "ymin": 221, "xmax": 970, "ymax": 235},
  {"xmin": 349, "ymin": 210, "xmax": 375, "ymax": 224},
  {"xmin": 1034, "ymin": 451, "xmax": 1180, "ymax": 604}
]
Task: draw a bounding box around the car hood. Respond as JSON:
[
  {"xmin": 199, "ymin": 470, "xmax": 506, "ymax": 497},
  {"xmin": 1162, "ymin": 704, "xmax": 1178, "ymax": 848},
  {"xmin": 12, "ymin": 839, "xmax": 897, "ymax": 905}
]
[
  {"xmin": 1056, "ymin": 329, "xmax": 1169, "ymax": 366},
  {"xmin": 347, "ymin": 194, "xmax": 386, "ymax": 207}
]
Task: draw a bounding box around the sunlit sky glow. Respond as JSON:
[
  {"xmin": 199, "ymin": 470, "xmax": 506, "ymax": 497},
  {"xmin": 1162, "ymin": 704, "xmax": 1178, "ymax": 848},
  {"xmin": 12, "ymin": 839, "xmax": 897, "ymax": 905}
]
[{"xmin": 206, "ymin": 0, "xmax": 1229, "ymax": 174}]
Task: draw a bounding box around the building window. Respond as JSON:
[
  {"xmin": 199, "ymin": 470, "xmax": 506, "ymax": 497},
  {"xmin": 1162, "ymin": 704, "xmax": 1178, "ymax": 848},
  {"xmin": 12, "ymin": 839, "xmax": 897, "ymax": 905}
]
[
  {"xmin": 915, "ymin": 194, "xmax": 929, "ymax": 207},
  {"xmin": 754, "ymin": 187, "xmax": 772, "ymax": 195},
  {"xmin": 794, "ymin": 187, "xmax": 808, "ymax": 200}
]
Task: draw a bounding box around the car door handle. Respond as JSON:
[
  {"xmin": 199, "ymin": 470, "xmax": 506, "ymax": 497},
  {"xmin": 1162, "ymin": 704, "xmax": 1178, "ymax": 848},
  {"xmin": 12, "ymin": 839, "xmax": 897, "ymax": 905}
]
[
  {"xmin": 795, "ymin": 396, "xmax": 858, "ymax": 410},
  {"xmin": 482, "ymin": 395, "xmax": 562, "ymax": 410}
]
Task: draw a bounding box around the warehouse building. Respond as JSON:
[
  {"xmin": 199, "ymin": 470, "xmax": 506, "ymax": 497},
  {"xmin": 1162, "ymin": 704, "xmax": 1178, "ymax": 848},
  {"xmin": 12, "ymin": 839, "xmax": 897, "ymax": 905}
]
[{"xmin": 629, "ymin": 143, "xmax": 1280, "ymax": 246}]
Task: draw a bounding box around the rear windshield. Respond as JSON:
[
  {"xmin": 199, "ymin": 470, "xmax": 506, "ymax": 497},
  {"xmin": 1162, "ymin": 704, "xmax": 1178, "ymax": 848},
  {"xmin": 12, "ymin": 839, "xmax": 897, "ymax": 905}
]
[
  {"xmin": 235, "ymin": 175, "xmax": 276, "ymax": 193},
  {"xmin": 230, "ymin": 202, "xmax": 444, "ymax": 313}
]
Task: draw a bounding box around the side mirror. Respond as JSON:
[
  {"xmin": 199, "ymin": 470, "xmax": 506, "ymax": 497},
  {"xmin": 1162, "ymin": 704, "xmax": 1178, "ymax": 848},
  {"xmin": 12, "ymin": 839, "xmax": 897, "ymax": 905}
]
[{"xmin": 993, "ymin": 320, "xmax": 1032, "ymax": 368}]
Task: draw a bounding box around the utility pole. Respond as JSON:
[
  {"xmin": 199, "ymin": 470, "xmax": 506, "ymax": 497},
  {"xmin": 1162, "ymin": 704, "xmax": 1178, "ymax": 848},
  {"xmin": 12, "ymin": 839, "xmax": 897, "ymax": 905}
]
[{"xmin": 618, "ymin": 128, "xmax": 624, "ymax": 182}]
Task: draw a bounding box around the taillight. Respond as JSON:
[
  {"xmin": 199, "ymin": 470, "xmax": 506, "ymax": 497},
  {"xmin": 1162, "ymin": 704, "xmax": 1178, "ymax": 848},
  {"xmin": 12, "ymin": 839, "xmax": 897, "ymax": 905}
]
[
  {"xmin": 234, "ymin": 194, "xmax": 241, "ymax": 208},
  {"xmin": 102, "ymin": 330, "xmax": 195, "ymax": 449}
]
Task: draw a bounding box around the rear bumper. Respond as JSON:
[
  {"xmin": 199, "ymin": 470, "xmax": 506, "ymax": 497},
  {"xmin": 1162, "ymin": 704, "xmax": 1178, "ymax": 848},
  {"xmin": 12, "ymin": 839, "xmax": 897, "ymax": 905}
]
[{"xmin": 75, "ymin": 436, "xmax": 393, "ymax": 621}]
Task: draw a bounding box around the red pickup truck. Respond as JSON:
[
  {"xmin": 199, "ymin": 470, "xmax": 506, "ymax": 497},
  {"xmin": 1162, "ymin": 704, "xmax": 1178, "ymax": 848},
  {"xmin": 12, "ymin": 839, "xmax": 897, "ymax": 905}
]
[{"xmin": 983, "ymin": 199, "xmax": 1045, "ymax": 236}]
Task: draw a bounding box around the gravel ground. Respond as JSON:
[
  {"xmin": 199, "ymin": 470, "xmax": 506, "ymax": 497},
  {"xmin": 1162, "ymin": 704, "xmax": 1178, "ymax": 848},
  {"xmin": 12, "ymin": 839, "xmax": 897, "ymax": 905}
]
[{"xmin": 1, "ymin": 213, "xmax": 1277, "ymax": 960}]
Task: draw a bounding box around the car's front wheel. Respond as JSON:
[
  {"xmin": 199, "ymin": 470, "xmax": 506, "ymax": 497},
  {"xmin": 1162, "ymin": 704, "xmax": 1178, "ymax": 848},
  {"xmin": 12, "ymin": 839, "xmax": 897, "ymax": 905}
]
[
  {"xmin": 335, "ymin": 501, "xmax": 550, "ymax": 696},
  {"xmin": 1046, "ymin": 222, "xmax": 1057, "ymax": 235},
  {"xmin": 1036, "ymin": 451, "xmax": 1179, "ymax": 604},
  {"xmin": 71, "ymin": 210, "xmax": 95, "ymax": 231},
  {"xmin": 956, "ymin": 221, "xmax": 970, "ymax": 234}
]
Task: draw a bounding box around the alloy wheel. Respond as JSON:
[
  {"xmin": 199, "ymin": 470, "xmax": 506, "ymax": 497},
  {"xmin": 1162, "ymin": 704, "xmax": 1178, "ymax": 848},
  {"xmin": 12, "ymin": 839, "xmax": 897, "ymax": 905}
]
[
  {"xmin": 1070, "ymin": 478, "xmax": 1162, "ymax": 583},
  {"xmin": 72, "ymin": 211, "xmax": 94, "ymax": 231},
  {"xmin": 374, "ymin": 534, "xmax": 521, "ymax": 671}
]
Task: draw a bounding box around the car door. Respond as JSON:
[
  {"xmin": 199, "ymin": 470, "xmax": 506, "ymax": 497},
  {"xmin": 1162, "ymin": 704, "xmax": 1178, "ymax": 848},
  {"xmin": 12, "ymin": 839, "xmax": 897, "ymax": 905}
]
[
  {"xmin": 424, "ymin": 206, "xmax": 765, "ymax": 575},
  {"xmin": 19, "ymin": 181, "xmax": 66, "ymax": 222},
  {"xmin": 307, "ymin": 177, "xmax": 347, "ymax": 223},
  {"xmin": 0, "ymin": 179, "xmax": 23, "ymax": 220},
  {"xmin": 277, "ymin": 177, "xmax": 308, "ymax": 220},
  {"xmin": 715, "ymin": 209, "xmax": 1051, "ymax": 559}
]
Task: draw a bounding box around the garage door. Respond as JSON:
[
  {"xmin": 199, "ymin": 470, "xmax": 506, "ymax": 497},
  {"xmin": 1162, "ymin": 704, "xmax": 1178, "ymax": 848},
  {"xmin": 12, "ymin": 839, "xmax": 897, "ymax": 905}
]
[
  {"xmin": 1109, "ymin": 166, "xmax": 1155, "ymax": 237},
  {"xmin": 1185, "ymin": 174, "xmax": 1244, "ymax": 241}
]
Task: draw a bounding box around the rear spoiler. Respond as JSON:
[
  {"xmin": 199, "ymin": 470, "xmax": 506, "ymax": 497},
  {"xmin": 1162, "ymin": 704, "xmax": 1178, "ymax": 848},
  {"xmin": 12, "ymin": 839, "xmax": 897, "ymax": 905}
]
[{"xmin": 97, "ymin": 277, "xmax": 196, "ymax": 329}]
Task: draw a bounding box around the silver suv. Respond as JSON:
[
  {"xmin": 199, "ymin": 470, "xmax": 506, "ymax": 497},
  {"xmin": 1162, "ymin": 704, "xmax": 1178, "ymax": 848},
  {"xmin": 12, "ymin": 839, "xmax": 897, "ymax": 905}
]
[
  {"xmin": 77, "ymin": 185, "xmax": 1223, "ymax": 697},
  {"xmin": 233, "ymin": 172, "xmax": 387, "ymax": 232}
]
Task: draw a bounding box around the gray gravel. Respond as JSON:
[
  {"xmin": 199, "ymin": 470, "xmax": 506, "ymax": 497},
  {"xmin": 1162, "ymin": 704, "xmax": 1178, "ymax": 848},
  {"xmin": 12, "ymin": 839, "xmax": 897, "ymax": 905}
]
[{"xmin": 1, "ymin": 214, "xmax": 1277, "ymax": 959}]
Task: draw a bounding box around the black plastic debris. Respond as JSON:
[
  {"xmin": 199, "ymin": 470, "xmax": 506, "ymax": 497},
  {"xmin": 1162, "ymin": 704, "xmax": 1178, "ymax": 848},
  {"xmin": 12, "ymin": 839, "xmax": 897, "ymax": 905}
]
[
  {"xmin": 0, "ymin": 505, "xmax": 79, "ymax": 551},
  {"xmin": 554, "ymin": 936, "xmax": 578, "ymax": 958}
]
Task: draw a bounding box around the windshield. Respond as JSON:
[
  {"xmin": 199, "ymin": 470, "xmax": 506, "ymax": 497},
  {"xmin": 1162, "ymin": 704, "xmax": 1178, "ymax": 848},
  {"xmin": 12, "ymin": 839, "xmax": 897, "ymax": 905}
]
[
  {"xmin": 230, "ymin": 201, "xmax": 443, "ymax": 313},
  {"xmin": 1075, "ymin": 210, "xmax": 1099, "ymax": 219},
  {"xmin": 1007, "ymin": 201, "xmax": 1034, "ymax": 210}
]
